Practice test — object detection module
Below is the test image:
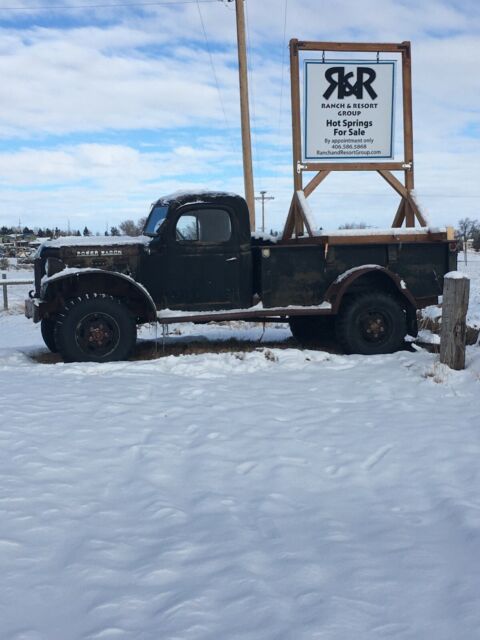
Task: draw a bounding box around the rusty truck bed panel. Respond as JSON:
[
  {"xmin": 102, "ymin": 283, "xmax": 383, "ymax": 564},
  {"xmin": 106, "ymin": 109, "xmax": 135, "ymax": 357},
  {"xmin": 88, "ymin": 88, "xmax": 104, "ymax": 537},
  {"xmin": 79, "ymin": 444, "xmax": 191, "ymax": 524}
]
[{"xmin": 257, "ymin": 240, "xmax": 453, "ymax": 308}]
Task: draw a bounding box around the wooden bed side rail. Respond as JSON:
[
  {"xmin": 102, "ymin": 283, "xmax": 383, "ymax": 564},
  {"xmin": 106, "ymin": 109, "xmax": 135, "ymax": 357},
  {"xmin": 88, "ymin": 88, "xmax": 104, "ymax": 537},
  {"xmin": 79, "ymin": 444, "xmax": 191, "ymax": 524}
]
[{"xmin": 277, "ymin": 227, "xmax": 455, "ymax": 246}]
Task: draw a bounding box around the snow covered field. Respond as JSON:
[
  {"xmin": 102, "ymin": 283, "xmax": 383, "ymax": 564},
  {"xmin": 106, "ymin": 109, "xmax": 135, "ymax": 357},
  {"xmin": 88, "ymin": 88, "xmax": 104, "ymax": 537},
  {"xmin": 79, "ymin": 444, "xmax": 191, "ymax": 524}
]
[{"xmin": 1, "ymin": 256, "xmax": 480, "ymax": 640}]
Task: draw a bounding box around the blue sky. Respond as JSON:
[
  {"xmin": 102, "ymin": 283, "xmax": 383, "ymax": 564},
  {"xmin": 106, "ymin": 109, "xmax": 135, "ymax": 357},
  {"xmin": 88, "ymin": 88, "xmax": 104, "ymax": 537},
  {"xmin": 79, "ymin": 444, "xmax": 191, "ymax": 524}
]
[{"xmin": 0, "ymin": 0, "xmax": 479, "ymax": 233}]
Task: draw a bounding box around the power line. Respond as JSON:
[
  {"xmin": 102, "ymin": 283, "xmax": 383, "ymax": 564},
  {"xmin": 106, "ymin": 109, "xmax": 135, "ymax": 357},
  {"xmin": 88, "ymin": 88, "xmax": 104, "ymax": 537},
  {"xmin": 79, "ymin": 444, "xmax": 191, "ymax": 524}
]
[
  {"xmin": 273, "ymin": 0, "xmax": 288, "ymax": 191},
  {"xmin": 0, "ymin": 0, "xmax": 217, "ymax": 11},
  {"xmin": 195, "ymin": 0, "xmax": 233, "ymax": 142},
  {"xmin": 277, "ymin": 0, "xmax": 289, "ymax": 135}
]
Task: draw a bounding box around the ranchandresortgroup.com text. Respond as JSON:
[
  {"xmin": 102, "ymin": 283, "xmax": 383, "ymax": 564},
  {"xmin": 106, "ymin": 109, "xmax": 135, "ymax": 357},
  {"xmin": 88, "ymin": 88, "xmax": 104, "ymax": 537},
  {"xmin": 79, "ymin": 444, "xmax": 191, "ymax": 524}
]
[{"xmin": 315, "ymin": 147, "xmax": 383, "ymax": 156}]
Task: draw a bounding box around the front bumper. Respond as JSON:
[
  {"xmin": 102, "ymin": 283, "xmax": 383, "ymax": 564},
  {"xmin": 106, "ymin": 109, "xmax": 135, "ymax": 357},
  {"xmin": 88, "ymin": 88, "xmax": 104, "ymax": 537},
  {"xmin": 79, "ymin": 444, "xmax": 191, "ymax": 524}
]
[{"xmin": 25, "ymin": 298, "xmax": 41, "ymax": 323}]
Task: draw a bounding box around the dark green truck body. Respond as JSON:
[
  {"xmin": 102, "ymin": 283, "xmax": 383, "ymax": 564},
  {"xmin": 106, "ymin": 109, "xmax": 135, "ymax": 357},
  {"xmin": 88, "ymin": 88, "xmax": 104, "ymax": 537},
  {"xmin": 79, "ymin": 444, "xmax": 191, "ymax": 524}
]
[{"xmin": 25, "ymin": 191, "xmax": 457, "ymax": 361}]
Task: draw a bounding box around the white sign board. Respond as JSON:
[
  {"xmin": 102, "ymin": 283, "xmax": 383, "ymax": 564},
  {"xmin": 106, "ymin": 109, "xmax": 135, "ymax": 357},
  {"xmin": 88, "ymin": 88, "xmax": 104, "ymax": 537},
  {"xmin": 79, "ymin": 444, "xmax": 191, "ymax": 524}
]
[{"xmin": 304, "ymin": 60, "xmax": 395, "ymax": 161}]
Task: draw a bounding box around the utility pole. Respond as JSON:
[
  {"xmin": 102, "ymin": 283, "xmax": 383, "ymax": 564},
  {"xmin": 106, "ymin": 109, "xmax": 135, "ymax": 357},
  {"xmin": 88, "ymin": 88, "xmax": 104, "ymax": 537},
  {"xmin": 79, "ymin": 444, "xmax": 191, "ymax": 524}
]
[
  {"xmin": 255, "ymin": 190, "xmax": 275, "ymax": 233},
  {"xmin": 226, "ymin": 0, "xmax": 255, "ymax": 229}
]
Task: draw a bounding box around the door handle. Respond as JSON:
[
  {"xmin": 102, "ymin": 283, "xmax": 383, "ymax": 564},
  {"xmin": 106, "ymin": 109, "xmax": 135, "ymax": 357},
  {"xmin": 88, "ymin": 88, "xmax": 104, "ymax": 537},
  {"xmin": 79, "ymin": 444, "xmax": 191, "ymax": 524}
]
[{"xmin": 226, "ymin": 257, "xmax": 238, "ymax": 262}]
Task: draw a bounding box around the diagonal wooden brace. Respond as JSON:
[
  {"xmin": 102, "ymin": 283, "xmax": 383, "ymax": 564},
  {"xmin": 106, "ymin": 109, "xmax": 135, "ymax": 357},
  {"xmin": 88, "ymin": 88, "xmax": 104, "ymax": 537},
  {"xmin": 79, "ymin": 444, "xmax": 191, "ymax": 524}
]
[{"xmin": 378, "ymin": 170, "xmax": 427, "ymax": 227}]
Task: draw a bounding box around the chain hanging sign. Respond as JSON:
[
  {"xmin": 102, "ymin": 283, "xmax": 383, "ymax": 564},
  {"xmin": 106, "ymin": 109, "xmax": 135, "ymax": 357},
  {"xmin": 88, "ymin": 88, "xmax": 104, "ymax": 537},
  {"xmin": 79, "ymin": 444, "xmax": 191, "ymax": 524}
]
[{"xmin": 304, "ymin": 60, "xmax": 395, "ymax": 160}]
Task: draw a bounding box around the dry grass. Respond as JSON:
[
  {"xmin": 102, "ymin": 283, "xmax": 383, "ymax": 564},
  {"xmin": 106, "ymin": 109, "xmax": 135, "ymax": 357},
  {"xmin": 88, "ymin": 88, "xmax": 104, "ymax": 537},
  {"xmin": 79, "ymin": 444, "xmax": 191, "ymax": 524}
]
[
  {"xmin": 417, "ymin": 305, "xmax": 480, "ymax": 346},
  {"xmin": 422, "ymin": 361, "xmax": 451, "ymax": 384},
  {"xmin": 30, "ymin": 334, "xmax": 341, "ymax": 364},
  {"xmin": 132, "ymin": 336, "xmax": 304, "ymax": 361}
]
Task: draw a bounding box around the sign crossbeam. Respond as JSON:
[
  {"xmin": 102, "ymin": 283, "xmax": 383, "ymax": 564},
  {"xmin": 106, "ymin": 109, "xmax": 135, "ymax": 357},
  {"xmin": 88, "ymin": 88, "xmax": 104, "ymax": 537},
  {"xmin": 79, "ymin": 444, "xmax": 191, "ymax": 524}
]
[{"xmin": 284, "ymin": 39, "xmax": 424, "ymax": 239}]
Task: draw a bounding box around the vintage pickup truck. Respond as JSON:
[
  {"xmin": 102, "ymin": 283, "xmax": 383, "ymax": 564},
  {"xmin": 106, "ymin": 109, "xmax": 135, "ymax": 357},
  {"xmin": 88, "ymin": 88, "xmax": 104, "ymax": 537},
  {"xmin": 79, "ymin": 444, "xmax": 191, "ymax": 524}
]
[{"xmin": 25, "ymin": 191, "xmax": 456, "ymax": 361}]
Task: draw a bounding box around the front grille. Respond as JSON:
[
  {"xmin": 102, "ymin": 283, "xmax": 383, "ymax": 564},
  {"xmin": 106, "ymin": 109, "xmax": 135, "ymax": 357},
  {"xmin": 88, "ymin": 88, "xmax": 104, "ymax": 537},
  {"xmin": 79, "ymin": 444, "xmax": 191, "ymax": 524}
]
[{"xmin": 34, "ymin": 258, "xmax": 44, "ymax": 296}]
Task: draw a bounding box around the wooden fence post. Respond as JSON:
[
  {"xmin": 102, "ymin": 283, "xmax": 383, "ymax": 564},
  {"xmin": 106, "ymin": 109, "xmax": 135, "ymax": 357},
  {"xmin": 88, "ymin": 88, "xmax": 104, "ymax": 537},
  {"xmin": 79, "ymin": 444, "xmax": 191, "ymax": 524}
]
[{"xmin": 440, "ymin": 273, "xmax": 470, "ymax": 370}]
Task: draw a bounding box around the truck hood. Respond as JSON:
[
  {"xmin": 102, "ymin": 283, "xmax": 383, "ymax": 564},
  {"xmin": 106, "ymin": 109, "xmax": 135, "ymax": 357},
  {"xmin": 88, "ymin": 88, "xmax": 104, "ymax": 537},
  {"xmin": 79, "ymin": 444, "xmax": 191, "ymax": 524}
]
[
  {"xmin": 36, "ymin": 235, "xmax": 150, "ymax": 257},
  {"xmin": 34, "ymin": 235, "xmax": 150, "ymax": 287}
]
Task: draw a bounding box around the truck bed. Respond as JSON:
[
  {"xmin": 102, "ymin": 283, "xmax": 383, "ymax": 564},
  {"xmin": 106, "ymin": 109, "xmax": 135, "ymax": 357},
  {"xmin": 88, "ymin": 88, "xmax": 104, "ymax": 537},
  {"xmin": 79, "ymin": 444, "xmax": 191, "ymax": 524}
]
[{"xmin": 253, "ymin": 228, "xmax": 455, "ymax": 309}]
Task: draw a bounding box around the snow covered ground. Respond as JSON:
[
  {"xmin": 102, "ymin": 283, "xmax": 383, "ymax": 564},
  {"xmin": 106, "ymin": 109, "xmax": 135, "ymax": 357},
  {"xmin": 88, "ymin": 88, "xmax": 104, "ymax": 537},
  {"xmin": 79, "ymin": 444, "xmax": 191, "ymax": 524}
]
[{"xmin": 1, "ymin": 256, "xmax": 480, "ymax": 640}]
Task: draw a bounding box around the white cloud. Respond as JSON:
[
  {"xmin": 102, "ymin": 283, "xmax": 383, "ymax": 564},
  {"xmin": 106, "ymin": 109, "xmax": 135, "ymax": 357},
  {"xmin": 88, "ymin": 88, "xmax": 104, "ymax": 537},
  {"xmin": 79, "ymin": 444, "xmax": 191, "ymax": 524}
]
[
  {"xmin": 0, "ymin": 140, "xmax": 245, "ymax": 229},
  {"xmin": 0, "ymin": 140, "xmax": 242, "ymax": 186},
  {"xmin": 0, "ymin": 22, "xmax": 241, "ymax": 136}
]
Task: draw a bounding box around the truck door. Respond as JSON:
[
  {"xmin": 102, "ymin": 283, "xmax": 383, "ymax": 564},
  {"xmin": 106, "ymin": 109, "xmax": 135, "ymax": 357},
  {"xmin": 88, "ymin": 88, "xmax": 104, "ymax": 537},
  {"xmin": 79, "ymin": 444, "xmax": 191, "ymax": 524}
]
[{"xmin": 164, "ymin": 205, "xmax": 245, "ymax": 311}]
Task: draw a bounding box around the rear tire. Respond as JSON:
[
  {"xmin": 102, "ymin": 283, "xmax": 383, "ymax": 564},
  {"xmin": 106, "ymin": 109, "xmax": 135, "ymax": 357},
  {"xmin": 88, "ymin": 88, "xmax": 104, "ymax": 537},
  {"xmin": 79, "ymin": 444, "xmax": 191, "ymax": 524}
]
[
  {"xmin": 336, "ymin": 292, "xmax": 406, "ymax": 355},
  {"xmin": 55, "ymin": 294, "xmax": 137, "ymax": 362},
  {"xmin": 41, "ymin": 315, "xmax": 59, "ymax": 353},
  {"xmin": 289, "ymin": 315, "xmax": 335, "ymax": 346}
]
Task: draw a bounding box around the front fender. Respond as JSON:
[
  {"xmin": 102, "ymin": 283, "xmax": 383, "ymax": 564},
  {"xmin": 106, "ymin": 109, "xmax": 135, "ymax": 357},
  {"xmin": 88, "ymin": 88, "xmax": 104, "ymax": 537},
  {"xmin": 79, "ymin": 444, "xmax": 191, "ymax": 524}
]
[{"xmin": 41, "ymin": 268, "xmax": 157, "ymax": 323}]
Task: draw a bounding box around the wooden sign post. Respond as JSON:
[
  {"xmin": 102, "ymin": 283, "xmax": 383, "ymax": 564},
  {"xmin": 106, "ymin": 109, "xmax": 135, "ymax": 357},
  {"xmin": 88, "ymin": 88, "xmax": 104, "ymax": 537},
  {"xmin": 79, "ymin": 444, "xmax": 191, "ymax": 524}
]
[{"xmin": 283, "ymin": 40, "xmax": 426, "ymax": 239}]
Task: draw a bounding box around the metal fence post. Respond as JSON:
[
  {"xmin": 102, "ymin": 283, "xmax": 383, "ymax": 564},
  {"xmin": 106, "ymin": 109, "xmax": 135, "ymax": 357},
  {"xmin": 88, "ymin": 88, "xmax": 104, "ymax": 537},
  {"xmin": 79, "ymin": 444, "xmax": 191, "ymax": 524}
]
[{"xmin": 2, "ymin": 273, "xmax": 7, "ymax": 311}]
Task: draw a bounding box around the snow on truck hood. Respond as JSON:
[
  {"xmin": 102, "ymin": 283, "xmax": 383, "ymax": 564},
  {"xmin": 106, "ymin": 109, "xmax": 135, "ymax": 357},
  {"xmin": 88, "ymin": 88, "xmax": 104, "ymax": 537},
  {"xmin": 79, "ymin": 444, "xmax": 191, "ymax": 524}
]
[{"xmin": 39, "ymin": 235, "xmax": 150, "ymax": 248}]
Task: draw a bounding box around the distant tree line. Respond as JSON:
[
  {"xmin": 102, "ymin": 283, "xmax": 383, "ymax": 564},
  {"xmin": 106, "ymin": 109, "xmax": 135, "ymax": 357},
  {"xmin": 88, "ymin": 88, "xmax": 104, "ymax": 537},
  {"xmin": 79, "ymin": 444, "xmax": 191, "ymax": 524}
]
[
  {"xmin": 1, "ymin": 225, "xmax": 36, "ymax": 236},
  {"xmin": 1, "ymin": 224, "xmax": 84, "ymax": 238},
  {"xmin": 1, "ymin": 216, "xmax": 147, "ymax": 239}
]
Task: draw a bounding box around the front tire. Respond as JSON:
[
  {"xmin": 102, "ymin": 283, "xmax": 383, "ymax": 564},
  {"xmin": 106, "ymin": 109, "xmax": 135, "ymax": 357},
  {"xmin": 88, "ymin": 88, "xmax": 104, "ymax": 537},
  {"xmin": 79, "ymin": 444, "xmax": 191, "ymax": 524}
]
[
  {"xmin": 55, "ymin": 294, "xmax": 137, "ymax": 362},
  {"xmin": 336, "ymin": 292, "xmax": 407, "ymax": 355},
  {"xmin": 41, "ymin": 315, "xmax": 59, "ymax": 353}
]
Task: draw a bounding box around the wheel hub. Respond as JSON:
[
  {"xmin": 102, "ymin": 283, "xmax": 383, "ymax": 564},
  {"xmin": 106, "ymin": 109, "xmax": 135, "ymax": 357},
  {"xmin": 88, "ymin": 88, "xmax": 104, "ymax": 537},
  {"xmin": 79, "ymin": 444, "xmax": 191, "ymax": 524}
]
[
  {"xmin": 76, "ymin": 311, "xmax": 120, "ymax": 356},
  {"xmin": 87, "ymin": 320, "xmax": 112, "ymax": 347},
  {"xmin": 365, "ymin": 316, "xmax": 386, "ymax": 338},
  {"xmin": 361, "ymin": 311, "xmax": 389, "ymax": 343}
]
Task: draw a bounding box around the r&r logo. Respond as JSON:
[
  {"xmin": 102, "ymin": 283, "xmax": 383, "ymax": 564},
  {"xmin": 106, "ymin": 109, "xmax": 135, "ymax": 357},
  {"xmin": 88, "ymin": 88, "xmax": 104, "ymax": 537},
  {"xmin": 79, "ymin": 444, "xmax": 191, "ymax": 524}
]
[{"xmin": 323, "ymin": 66, "xmax": 378, "ymax": 100}]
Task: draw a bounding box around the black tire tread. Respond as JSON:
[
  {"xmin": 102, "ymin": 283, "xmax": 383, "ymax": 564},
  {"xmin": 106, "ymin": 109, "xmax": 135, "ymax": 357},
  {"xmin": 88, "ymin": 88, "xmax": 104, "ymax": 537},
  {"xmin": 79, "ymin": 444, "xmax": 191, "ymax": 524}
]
[
  {"xmin": 55, "ymin": 293, "xmax": 136, "ymax": 362},
  {"xmin": 336, "ymin": 291, "xmax": 406, "ymax": 355},
  {"xmin": 40, "ymin": 315, "xmax": 59, "ymax": 353}
]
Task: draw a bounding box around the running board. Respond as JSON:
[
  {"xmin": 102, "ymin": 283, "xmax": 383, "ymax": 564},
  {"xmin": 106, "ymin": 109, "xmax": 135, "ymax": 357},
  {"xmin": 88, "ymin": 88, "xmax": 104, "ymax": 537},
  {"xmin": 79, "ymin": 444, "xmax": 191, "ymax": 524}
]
[{"xmin": 157, "ymin": 303, "xmax": 332, "ymax": 325}]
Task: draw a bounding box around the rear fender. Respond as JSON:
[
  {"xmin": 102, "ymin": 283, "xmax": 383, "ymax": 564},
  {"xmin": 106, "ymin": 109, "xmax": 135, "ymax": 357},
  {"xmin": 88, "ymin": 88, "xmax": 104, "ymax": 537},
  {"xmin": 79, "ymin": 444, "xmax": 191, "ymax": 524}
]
[
  {"xmin": 325, "ymin": 265, "xmax": 418, "ymax": 335},
  {"xmin": 40, "ymin": 269, "xmax": 157, "ymax": 324}
]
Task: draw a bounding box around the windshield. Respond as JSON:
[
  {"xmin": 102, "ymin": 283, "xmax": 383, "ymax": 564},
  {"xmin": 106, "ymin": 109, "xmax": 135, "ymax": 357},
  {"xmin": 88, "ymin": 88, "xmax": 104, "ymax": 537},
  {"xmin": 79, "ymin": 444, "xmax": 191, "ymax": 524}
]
[{"xmin": 144, "ymin": 204, "xmax": 168, "ymax": 235}]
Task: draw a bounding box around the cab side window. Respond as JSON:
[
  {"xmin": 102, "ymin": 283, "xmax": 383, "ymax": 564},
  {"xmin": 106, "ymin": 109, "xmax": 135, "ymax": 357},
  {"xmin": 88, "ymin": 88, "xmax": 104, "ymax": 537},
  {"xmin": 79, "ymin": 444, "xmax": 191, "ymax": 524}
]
[
  {"xmin": 175, "ymin": 209, "xmax": 232, "ymax": 243},
  {"xmin": 176, "ymin": 215, "xmax": 198, "ymax": 241}
]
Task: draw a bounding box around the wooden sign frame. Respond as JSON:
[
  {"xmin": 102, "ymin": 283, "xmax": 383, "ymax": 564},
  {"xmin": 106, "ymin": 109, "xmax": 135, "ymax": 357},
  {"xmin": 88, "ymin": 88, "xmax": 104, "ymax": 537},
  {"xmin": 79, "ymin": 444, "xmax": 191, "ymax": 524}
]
[{"xmin": 283, "ymin": 40, "xmax": 426, "ymax": 239}]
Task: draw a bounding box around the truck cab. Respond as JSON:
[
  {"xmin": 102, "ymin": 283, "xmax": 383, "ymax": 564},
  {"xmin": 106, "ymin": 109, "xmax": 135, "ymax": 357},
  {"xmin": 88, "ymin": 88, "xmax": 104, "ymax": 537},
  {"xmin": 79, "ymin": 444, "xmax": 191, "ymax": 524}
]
[{"xmin": 138, "ymin": 192, "xmax": 253, "ymax": 311}]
